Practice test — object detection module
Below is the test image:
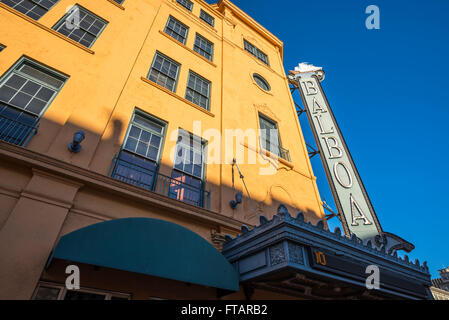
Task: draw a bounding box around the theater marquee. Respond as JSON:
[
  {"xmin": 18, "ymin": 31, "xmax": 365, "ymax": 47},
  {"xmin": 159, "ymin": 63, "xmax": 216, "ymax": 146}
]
[{"xmin": 289, "ymin": 66, "xmax": 383, "ymax": 241}]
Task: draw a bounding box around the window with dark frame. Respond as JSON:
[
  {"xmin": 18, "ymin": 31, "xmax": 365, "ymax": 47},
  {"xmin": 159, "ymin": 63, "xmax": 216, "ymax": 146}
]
[
  {"xmin": 0, "ymin": 44, "xmax": 5, "ymax": 52},
  {"xmin": 147, "ymin": 52, "xmax": 180, "ymax": 92},
  {"xmin": 112, "ymin": 0, "xmax": 124, "ymax": 5},
  {"xmin": 259, "ymin": 114, "xmax": 282, "ymax": 158},
  {"xmin": 193, "ymin": 33, "xmax": 214, "ymax": 61},
  {"xmin": 0, "ymin": 0, "xmax": 60, "ymax": 20},
  {"xmin": 123, "ymin": 113, "xmax": 165, "ymax": 163},
  {"xmin": 171, "ymin": 129, "xmax": 206, "ymax": 207},
  {"xmin": 111, "ymin": 111, "xmax": 166, "ymax": 191},
  {"xmin": 164, "ymin": 16, "xmax": 189, "ymax": 45},
  {"xmin": 199, "ymin": 9, "xmax": 214, "ymax": 27},
  {"xmin": 53, "ymin": 5, "xmax": 107, "ymax": 48},
  {"xmin": 244, "ymin": 39, "xmax": 269, "ymax": 66},
  {"xmin": 253, "ymin": 73, "xmax": 270, "ymax": 91},
  {"xmin": 185, "ymin": 71, "xmax": 211, "ymax": 110},
  {"xmin": 176, "ymin": 0, "xmax": 193, "ymax": 11},
  {"xmin": 0, "ymin": 58, "xmax": 67, "ymax": 146}
]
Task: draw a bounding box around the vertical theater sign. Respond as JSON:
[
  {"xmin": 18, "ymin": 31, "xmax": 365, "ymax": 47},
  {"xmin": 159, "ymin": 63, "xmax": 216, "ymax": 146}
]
[{"xmin": 289, "ymin": 64, "xmax": 413, "ymax": 252}]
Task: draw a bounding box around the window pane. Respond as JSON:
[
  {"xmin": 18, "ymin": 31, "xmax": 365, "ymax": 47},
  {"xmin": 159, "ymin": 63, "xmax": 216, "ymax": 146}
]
[
  {"xmin": 169, "ymin": 170, "xmax": 202, "ymax": 206},
  {"xmin": 176, "ymin": 0, "xmax": 193, "ymax": 11},
  {"xmin": 173, "ymin": 130, "xmax": 205, "ymax": 179},
  {"xmin": 0, "ymin": 61, "xmax": 65, "ymax": 118},
  {"xmin": 147, "ymin": 53, "xmax": 180, "ymax": 92},
  {"xmin": 33, "ymin": 286, "xmax": 60, "ymax": 300},
  {"xmin": 64, "ymin": 290, "xmax": 106, "ymax": 300},
  {"xmin": 0, "ymin": 0, "xmax": 60, "ymax": 20},
  {"xmin": 244, "ymin": 40, "xmax": 269, "ymax": 66},
  {"xmin": 53, "ymin": 5, "xmax": 107, "ymax": 48},
  {"xmin": 122, "ymin": 113, "xmax": 165, "ymax": 163},
  {"xmin": 259, "ymin": 116, "xmax": 281, "ymax": 156},
  {"xmin": 253, "ymin": 74, "xmax": 270, "ymax": 91},
  {"xmin": 185, "ymin": 72, "xmax": 210, "ymax": 110},
  {"xmin": 200, "ymin": 9, "xmax": 214, "ymax": 27},
  {"xmin": 194, "ymin": 34, "xmax": 213, "ymax": 61},
  {"xmin": 164, "ymin": 16, "xmax": 189, "ymax": 45}
]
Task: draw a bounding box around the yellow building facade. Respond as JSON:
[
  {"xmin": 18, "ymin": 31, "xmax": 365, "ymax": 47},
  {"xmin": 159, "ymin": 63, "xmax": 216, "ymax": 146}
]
[{"xmin": 0, "ymin": 0, "xmax": 327, "ymax": 300}]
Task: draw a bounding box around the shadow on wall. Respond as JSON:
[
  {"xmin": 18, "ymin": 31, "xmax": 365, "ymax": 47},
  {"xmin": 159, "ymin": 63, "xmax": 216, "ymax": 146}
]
[{"xmin": 0, "ymin": 115, "xmax": 326, "ymax": 231}]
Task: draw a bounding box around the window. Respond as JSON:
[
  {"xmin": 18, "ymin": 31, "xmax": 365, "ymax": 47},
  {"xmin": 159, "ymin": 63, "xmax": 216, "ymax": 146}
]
[
  {"xmin": 259, "ymin": 114, "xmax": 289, "ymax": 160},
  {"xmin": 185, "ymin": 71, "xmax": 210, "ymax": 110},
  {"xmin": 244, "ymin": 39, "xmax": 269, "ymax": 66},
  {"xmin": 109, "ymin": 115, "xmax": 210, "ymax": 208},
  {"xmin": 0, "ymin": 44, "xmax": 5, "ymax": 52},
  {"xmin": 53, "ymin": 5, "xmax": 107, "ymax": 48},
  {"xmin": 253, "ymin": 73, "xmax": 270, "ymax": 91},
  {"xmin": 173, "ymin": 130, "xmax": 205, "ymax": 179},
  {"xmin": 111, "ymin": 111, "xmax": 166, "ymax": 191},
  {"xmin": 176, "ymin": 0, "xmax": 193, "ymax": 11},
  {"xmin": 193, "ymin": 34, "xmax": 214, "ymax": 61},
  {"xmin": 199, "ymin": 9, "xmax": 214, "ymax": 27},
  {"xmin": 0, "ymin": 0, "xmax": 60, "ymax": 20},
  {"xmin": 147, "ymin": 52, "xmax": 180, "ymax": 92},
  {"xmin": 123, "ymin": 113, "xmax": 165, "ymax": 162},
  {"xmin": 164, "ymin": 16, "xmax": 189, "ymax": 45},
  {"xmin": 171, "ymin": 129, "xmax": 207, "ymax": 207},
  {"xmin": 33, "ymin": 283, "xmax": 130, "ymax": 300},
  {"xmin": 0, "ymin": 58, "xmax": 67, "ymax": 145},
  {"xmin": 112, "ymin": 0, "xmax": 124, "ymax": 5}
]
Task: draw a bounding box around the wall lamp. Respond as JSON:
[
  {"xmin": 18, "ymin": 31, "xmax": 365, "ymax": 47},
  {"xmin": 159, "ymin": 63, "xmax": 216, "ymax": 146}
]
[
  {"xmin": 230, "ymin": 191, "xmax": 243, "ymax": 209},
  {"xmin": 68, "ymin": 130, "xmax": 85, "ymax": 153}
]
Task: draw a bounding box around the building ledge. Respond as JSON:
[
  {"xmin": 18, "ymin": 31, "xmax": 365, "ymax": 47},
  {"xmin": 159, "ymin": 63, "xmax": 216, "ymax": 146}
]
[
  {"xmin": 0, "ymin": 141, "xmax": 243, "ymax": 232},
  {"xmin": 159, "ymin": 30, "xmax": 217, "ymax": 67},
  {"xmin": 107, "ymin": 0, "xmax": 125, "ymax": 10},
  {"xmin": 140, "ymin": 77, "xmax": 215, "ymax": 117}
]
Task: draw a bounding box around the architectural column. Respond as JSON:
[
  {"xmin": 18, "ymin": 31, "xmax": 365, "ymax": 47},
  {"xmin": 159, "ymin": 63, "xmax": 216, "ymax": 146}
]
[{"xmin": 0, "ymin": 169, "xmax": 82, "ymax": 299}]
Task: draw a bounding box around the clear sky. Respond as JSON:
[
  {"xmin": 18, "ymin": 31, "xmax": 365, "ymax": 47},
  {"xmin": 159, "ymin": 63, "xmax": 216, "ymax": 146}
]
[{"xmin": 211, "ymin": 0, "xmax": 449, "ymax": 278}]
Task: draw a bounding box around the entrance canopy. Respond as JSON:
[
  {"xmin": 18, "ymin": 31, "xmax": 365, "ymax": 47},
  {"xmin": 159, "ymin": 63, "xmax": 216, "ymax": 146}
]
[
  {"xmin": 222, "ymin": 205, "xmax": 432, "ymax": 299},
  {"xmin": 48, "ymin": 218, "xmax": 239, "ymax": 292}
]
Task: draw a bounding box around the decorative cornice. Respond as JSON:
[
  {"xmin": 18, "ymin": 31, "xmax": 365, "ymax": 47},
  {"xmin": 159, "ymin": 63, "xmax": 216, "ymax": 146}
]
[
  {"xmin": 223, "ymin": 204, "xmax": 430, "ymax": 275},
  {"xmin": 216, "ymin": 0, "xmax": 284, "ymax": 59}
]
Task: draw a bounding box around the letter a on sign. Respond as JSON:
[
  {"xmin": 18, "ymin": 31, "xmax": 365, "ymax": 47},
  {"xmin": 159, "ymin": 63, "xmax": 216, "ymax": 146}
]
[{"xmin": 350, "ymin": 194, "xmax": 372, "ymax": 226}]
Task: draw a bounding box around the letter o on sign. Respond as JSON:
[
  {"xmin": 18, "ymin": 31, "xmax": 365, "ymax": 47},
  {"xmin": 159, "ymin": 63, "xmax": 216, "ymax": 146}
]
[{"xmin": 333, "ymin": 162, "xmax": 353, "ymax": 188}]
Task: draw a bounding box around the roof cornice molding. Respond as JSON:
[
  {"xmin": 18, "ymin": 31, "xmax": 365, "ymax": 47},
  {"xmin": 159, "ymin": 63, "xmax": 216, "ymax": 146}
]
[{"xmin": 216, "ymin": 0, "xmax": 284, "ymax": 59}]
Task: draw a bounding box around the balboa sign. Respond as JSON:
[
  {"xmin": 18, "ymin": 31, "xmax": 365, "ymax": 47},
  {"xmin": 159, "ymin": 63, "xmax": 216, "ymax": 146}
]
[{"xmin": 289, "ymin": 64, "xmax": 383, "ymax": 241}]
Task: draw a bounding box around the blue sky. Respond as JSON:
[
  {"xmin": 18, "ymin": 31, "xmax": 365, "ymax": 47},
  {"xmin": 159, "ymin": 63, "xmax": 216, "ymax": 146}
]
[{"xmin": 215, "ymin": 0, "xmax": 449, "ymax": 278}]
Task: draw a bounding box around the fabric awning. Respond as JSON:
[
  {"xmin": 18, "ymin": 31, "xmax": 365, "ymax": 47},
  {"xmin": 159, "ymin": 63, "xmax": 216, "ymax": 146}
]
[{"xmin": 48, "ymin": 217, "xmax": 239, "ymax": 292}]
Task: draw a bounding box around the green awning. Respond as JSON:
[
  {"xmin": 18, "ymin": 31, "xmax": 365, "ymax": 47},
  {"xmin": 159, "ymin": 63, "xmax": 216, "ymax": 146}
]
[{"xmin": 49, "ymin": 217, "xmax": 239, "ymax": 292}]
